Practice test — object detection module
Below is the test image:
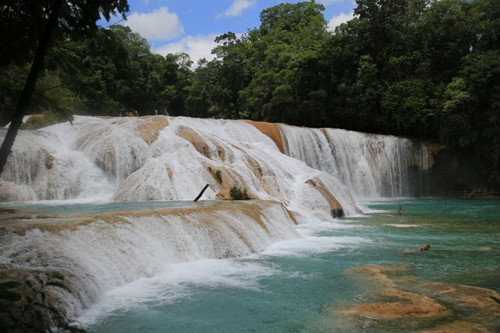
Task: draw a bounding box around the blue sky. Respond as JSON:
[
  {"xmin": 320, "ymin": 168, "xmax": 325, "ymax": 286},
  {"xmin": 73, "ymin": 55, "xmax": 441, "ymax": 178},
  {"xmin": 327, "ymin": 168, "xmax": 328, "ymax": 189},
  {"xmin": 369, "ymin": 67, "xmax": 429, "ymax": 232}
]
[{"xmin": 101, "ymin": 0, "xmax": 357, "ymax": 66}]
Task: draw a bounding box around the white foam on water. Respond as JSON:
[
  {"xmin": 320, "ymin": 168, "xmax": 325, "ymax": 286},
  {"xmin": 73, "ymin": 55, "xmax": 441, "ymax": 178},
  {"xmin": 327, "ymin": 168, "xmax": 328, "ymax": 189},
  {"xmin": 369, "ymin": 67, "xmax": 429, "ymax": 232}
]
[
  {"xmin": 0, "ymin": 200, "xmax": 301, "ymax": 324},
  {"xmin": 77, "ymin": 258, "xmax": 281, "ymax": 326},
  {"xmin": 76, "ymin": 217, "xmax": 372, "ymax": 328},
  {"xmin": 258, "ymin": 234, "xmax": 372, "ymax": 258}
]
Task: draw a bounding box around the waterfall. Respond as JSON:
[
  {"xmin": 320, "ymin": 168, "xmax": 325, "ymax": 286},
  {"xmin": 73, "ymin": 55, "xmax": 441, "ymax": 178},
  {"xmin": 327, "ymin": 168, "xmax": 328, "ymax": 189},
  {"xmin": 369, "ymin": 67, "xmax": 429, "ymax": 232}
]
[
  {"xmin": 0, "ymin": 201, "xmax": 299, "ymax": 329},
  {"xmin": 277, "ymin": 125, "xmax": 432, "ymax": 199},
  {"xmin": 0, "ymin": 121, "xmax": 117, "ymax": 202},
  {"xmin": 0, "ymin": 115, "xmax": 435, "ymax": 330},
  {"xmin": 0, "ymin": 116, "xmax": 360, "ymax": 217}
]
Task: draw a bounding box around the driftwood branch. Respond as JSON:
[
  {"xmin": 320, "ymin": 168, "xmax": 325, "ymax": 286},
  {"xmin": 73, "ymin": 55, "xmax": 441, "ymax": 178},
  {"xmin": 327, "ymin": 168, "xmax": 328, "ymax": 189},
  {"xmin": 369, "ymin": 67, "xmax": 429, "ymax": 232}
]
[{"xmin": 193, "ymin": 184, "xmax": 210, "ymax": 202}]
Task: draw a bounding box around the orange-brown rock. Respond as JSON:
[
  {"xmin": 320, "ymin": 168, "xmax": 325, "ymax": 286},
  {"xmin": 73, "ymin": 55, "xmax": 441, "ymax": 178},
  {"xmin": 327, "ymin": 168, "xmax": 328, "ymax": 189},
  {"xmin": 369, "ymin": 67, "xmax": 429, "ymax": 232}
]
[
  {"xmin": 205, "ymin": 165, "xmax": 235, "ymax": 200},
  {"xmin": 422, "ymin": 283, "xmax": 500, "ymax": 320},
  {"xmin": 244, "ymin": 120, "xmax": 287, "ymax": 154},
  {"xmin": 305, "ymin": 178, "xmax": 344, "ymax": 217},
  {"xmin": 284, "ymin": 206, "xmax": 298, "ymax": 225},
  {"xmin": 243, "ymin": 155, "xmax": 264, "ymax": 179},
  {"xmin": 166, "ymin": 167, "xmax": 173, "ymax": 180},
  {"xmin": 343, "ymin": 289, "xmax": 450, "ymax": 320},
  {"xmin": 137, "ymin": 116, "xmax": 169, "ymax": 144},
  {"xmin": 43, "ymin": 150, "xmax": 54, "ymax": 170},
  {"xmin": 204, "ymin": 165, "xmax": 256, "ymax": 200},
  {"xmin": 179, "ymin": 126, "xmax": 209, "ymax": 157},
  {"xmin": 345, "ymin": 264, "xmax": 405, "ymax": 289},
  {"xmin": 178, "ymin": 126, "xmax": 227, "ymax": 161},
  {"xmin": 338, "ymin": 264, "xmax": 500, "ymax": 333},
  {"xmin": 260, "ymin": 176, "xmax": 285, "ymax": 201}
]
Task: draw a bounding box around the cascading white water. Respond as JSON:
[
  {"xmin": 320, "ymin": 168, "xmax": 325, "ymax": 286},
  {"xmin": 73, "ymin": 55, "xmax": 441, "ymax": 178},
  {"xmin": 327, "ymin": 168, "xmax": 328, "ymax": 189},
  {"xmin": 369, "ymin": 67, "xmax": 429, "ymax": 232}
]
[
  {"xmin": 0, "ymin": 116, "xmax": 360, "ymax": 217},
  {"xmin": 0, "ymin": 121, "xmax": 117, "ymax": 202},
  {"xmin": 0, "ymin": 115, "xmax": 436, "ymax": 330},
  {"xmin": 0, "ymin": 201, "xmax": 299, "ymax": 325},
  {"xmin": 278, "ymin": 125, "xmax": 432, "ymax": 199}
]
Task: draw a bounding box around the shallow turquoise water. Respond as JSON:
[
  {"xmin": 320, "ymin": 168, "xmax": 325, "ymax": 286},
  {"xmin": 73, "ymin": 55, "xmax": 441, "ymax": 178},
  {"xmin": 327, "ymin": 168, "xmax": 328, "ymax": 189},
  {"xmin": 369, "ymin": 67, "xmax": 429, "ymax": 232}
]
[
  {"xmin": 4, "ymin": 200, "xmax": 219, "ymax": 215},
  {"xmin": 82, "ymin": 198, "xmax": 500, "ymax": 333}
]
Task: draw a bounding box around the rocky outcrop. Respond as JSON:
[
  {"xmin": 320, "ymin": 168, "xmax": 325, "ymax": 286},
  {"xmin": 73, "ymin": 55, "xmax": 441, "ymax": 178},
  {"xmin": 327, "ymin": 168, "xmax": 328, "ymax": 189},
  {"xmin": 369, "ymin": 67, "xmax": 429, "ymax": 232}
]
[
  {"xmin": 341, "ymin": 289, "xmax": 450, "ymax": 320},
  {"xmin": 244, "ymin": 120, "xmax": 287, "ymax": 154},
  {"xmin": 422, "ymin": 283, "xmax": 500, "ymax": 323},
  {"xmin": 205, "ymin": 165, "xmax": 236, "ymax": 200},
  {"xmin": 418, "ymin": 320, "xmax": 491, "ymax": 333},
  {"xmin": 344, "ymin": 263, "xmax": 411, "ymax": 289},
  {"xmin": 178, "ymin": 126, "xmax": 230, "ymax": 162},
  {"xmin": 0, "ymin": 269, "xmax": 82, "ymax": 333},
  {"xmin": 329, "ymin": 264, "xmax": 500, "ymax": 333},
  {"xmin": 305, "ymin": 178, "xmax": 344, "ymax": 217},
  {"xmin": 0, "ymin": 180, "xmax": 37, "ymax": 202},
  {"xmin": 423, "ymin": 142, "xmax": 445, "ymax": 168},
  {"xmin": 203, "ymin": 165, "xmax": 258, "ymax": 200},
  {"xmin": 137, "ymin": 116, "xmax": 169, "ymax": 144}
]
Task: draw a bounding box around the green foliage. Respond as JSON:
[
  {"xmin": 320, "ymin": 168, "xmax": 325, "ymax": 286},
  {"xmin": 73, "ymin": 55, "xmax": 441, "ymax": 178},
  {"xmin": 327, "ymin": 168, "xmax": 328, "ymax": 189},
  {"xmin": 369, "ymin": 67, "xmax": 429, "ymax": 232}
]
[
  {"xmin": 0, "ymin": 64, "xmax": 29, "ymax": 125},
  {"xmin": 443, "ymin": 78, "xmax": 470, "ymax": 115},
  {"xmin": 0, "ymin": 0, "xmax": 129, "ymax": 66},
  {"xmin": 382, "ymin": 79, "xmax": 433, "ymax": 130},
  {"xmin": 1, "ymin": 0, "xmax": 498, "ymax": 185},
  {"xmin": 186, "ymin": 32, "xmax": 248, "ymax": 119},
  {"xmin": 229, "ymin": 186, "xmax": 249, "ymax": 200},
  {"xmin": 215, "ymin": 169, "xmax": 223, "ymax": 183},
  {"xmin": 236, "ymin": 1, "xmax": 328, "ymax": 125}
]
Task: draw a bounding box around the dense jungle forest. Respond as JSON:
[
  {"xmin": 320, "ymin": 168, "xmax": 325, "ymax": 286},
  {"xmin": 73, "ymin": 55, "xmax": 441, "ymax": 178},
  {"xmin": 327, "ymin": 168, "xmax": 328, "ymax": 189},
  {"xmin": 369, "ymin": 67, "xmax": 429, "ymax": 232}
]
[{"xmin": 1, "ymin": 0, "xmax": 499, "ymax": 187}]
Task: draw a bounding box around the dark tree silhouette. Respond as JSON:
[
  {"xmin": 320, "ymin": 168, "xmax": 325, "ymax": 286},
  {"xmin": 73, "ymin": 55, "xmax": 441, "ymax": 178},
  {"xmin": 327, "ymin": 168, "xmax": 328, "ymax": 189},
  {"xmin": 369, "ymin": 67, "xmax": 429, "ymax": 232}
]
[{"xmin": 0, "ymin": 0, "xmax": 129, "ymax": 175}]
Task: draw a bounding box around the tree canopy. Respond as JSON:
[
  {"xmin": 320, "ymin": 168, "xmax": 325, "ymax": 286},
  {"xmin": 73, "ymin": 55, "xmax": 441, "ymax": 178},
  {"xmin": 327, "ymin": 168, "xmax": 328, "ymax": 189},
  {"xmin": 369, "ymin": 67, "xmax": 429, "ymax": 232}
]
[{"xmin": 1, "ymin": 0, "xmax": 499, "ymax": 187}]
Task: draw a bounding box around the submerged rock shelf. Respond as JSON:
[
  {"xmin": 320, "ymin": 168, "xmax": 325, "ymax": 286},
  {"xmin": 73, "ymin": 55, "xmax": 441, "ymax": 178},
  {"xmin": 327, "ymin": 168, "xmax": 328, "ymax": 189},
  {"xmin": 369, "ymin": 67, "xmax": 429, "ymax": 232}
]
[{"xmin": 324, "ymin": 263, "xmax": 500, "ymax": 333}]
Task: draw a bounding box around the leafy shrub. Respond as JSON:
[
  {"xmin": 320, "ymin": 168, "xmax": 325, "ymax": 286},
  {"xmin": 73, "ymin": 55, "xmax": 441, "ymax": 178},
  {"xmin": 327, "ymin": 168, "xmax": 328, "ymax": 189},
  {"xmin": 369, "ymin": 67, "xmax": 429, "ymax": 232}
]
[
  {"xmin": 229, "ymin": 186, "xmax": 248, "ymax": 200},
  {"xmin": 216, "ymin": 169, "xmax": 223, "ymax": 183}
]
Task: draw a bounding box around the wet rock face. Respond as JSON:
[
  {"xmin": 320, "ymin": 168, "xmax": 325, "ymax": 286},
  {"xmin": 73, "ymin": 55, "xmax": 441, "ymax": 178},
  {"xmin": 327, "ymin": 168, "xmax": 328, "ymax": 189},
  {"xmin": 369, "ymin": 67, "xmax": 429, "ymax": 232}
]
[
  {"xmin": 0, "ymin": 269, "xmax": 81, "ymax": 333},
  {"xmin": 421, "ymin": 283, "xmax": 500, "ymax": 325},
  {"xmin": 305, "ymin": 178, "xmax": 344, "ymax": 217},
  {"xmin": 243, "ymin": 120, "xmax": 286, "ymax": 153},
  {"xmin": 342, "ymin": 289, "xmax": 450, "ymax": 320},
  {"xmin": 136, "ymin": 116, "xmax": 169, "ymax": 145},
  {"xmin": 330, "ymin": 208, "xmax": 344, "ymax": 218},
  {"xmin": 327, "ymin": 264, "xmax": 500, "ymax": 333}
]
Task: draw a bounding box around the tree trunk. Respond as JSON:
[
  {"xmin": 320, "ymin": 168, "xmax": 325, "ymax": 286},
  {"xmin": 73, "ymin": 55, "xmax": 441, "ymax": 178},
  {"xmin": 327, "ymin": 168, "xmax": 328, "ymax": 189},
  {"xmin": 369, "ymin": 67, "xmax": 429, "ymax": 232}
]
[
  {"xmin": 193, "ymin": 184, "xmax": 210, "ymax": 202},
  {"xmin": 0, "ymin": 0, "xmax": 64, "ymax": 175}
]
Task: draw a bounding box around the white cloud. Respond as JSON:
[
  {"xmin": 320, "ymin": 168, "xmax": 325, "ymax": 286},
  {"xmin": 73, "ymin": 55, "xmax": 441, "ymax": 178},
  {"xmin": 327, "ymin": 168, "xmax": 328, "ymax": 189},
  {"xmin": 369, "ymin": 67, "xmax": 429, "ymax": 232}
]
[
  {"xmin": 125, "ymin": 7, "xmax": 184, "ymax": 41},
  {"xmin": 153, "ymin": 34, "xmax": 219, "ymax": 68},
  {"xmin": 217, "ymin": 0, "xmax": 256, "ymax": 19},
  {"xmin": 327, "ymin": 11, "xmax": 354, "ymax": 31}
]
